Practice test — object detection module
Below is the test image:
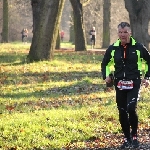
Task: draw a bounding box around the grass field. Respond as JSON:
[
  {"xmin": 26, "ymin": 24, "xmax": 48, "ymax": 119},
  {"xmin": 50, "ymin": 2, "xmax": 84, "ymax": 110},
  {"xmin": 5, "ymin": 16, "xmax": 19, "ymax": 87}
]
[{"xmin": 0, "ymin": 42, "xmax": 150, "ymax": 150}]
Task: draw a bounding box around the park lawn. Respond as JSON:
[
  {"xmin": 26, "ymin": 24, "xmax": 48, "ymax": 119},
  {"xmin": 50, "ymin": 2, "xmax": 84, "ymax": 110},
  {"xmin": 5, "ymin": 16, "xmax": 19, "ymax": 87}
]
[{"xmin": 0, "ymin": 42, "xmax": 150, "ymax": 150}]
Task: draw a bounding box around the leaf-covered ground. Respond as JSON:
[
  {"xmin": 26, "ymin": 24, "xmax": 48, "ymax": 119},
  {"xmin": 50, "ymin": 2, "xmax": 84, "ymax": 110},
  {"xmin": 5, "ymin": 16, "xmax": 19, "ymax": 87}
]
[
  {"xmin": 55, "ymin": 49, "xmax": 150, "ymax": 150},
  {"xmin": 63, "ymin": 127, "xmax": 150, "ymax": 149},
  {"xmin": 0, "ymin": 45, "xmax": 150, "ymax": 149}
]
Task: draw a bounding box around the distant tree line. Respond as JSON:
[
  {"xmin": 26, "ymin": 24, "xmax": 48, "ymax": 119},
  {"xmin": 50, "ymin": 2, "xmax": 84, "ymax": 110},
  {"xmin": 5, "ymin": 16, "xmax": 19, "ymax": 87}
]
[{"xmin": 1, "ymin": 0, "xmax": 150, "ymax": 62}]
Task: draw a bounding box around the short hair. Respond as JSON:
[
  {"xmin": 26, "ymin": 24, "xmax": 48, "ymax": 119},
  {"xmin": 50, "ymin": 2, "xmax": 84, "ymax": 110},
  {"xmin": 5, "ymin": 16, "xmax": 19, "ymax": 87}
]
[{"xmin": 118, "ymin": 22, "xmax": 130, "ymax": 28}]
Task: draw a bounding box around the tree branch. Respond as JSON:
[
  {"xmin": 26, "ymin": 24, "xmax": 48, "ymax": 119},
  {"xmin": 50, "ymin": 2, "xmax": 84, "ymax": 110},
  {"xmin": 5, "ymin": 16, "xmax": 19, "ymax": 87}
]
[{"xmin": 80, "ymin": 0, "xmax": 91, "ymax": 6}]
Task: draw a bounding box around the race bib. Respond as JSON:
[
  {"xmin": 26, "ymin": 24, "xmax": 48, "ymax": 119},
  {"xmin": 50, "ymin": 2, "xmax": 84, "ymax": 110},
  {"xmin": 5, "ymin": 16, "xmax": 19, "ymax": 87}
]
[{"xmin": 117, "ymin": 80, "xmax": 133, "ymax": 90}]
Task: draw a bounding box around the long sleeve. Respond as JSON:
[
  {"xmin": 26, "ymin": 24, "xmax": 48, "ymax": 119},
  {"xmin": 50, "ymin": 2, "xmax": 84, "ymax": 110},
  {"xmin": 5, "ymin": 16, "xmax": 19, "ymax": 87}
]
[
  {"xmin": 101, "ymin": 45, "xmax": 114, "ymax": 80},
  {"xmin": 141, "ymin": 44, "xmax": 150, "ymax": 79}
]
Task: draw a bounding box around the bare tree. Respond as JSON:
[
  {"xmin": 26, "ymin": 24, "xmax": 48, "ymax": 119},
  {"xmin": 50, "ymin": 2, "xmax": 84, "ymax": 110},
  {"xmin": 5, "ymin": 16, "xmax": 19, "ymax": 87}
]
[
  {"xmin": 69, "ymin": 0, "xmax": 87, "ymax": 51},
  {"xmin": 28, "ymin": 0, "xmax": 65, "ymax": 62},
  {"xmin": 55, "ymin": 29, "xmax": 60, "ymax": 49},
  {"xmin": 2, "ymin": 0, "xmax": 8, "ymax": 43},
  {"xmin": 124, "ymin": 0, "xmax": 150, "ymax": 50},
  {"xmin": 83, "ymin": 0, "xmax": 102, "ymax": 47},
  {"xmin": 8, "ymin": 0, "xmax": 32, "ymax": 42},
  {"xmin": 102, "ymin": 0, "xmax": 110, "ymax": 48},
  {"xmin": 102, "ymin": 0, "xmax": 111, "ymax": 48}
]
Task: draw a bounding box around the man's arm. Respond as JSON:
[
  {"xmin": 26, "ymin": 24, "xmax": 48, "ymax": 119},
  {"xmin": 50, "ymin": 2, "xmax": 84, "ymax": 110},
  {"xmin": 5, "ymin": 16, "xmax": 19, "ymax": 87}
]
[{"xmin": 101, "ymin": 45, "xmax": 114, "ymax": 81}]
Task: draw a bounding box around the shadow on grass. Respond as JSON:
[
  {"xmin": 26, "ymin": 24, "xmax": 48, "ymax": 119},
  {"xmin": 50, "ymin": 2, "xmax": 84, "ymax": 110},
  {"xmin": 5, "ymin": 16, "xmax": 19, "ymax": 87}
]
[
  {"xmin": 1, "ymin": 70, "xmax": 108, "ymax": 102},
  {"xmin": 23, "ymin": 70, "xmax": 102, "ymax": 82},
  {"xmin": 2, "ymin": 80, "xmax": 105, "ymax": 100},
  {"xmin": 68, "ymin": 131, "xmax": 150, "ymax": 149},
  {"xmin": 54, "ymin": 52, "xmax": 104, "ymax": 64},
  {"xmin": 0, "ymin": 54, "xmax": 27, "ymax": 65},
  {"xmin": 2, "ymin": 71, "xmax": 103, "ymax": 84},
  {"xmin": 0, "ymin": 50, "xmax": 104, "ymax": 66}
]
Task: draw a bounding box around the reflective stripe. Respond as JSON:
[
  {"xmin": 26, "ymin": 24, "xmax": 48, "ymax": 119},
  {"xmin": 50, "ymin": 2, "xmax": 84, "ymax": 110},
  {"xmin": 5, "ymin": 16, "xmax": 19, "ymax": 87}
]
[
  {"xmin": 136, "ymin": 49, "xmax": 148, "ymax": 76},
  {"xmin": 143, "ymin": 59, "xmax": 148, "ymax": 75},
  {"xmin": 106, "ymin": 50, "xmax": 115, "ymax": 77},
  {"xmin": 131, "ymin": 37, "xmax": 136, "ymax": 45},
  {"xmin": 136, "ymin": 50, "xmax": 143, "ymax": 76},
  {"xmin": 113, "ymin": 39, "xmax": 120, "ymax": 46},
  {"xmin": 113, "ymin": 37, "xmax": 136, "ymax": 47}
]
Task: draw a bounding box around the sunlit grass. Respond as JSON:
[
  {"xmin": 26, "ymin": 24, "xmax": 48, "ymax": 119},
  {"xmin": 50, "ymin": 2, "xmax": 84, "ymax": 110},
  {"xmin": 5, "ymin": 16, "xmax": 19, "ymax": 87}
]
[{"xmin": 0, "ymin": 43, "xmax": 150, "ymax": 149}]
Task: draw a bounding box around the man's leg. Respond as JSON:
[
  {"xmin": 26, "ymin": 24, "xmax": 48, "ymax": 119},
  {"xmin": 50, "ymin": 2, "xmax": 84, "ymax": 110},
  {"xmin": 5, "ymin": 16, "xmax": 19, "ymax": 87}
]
[
  {"xmin": 91, "ymin": 38, "xmax": 93, "ymax": 49},
  {"xmin": 127, "ymin": 80, "xmax": 141, "ymax": 136},
  {"xmin": 93, "ymin": 37, "xmax": 95, "ymax": 47},
  {"xmin": 126, "ymin": 80, "xmax": 141, "ymax": 148},
  {"xmin": 127, "ymin": 79, "xmax": 141, "ymax": 148},
  {"xmin": 116, "ymin": 88, "xmax": 131, "ymax": 139},
  {"xmin": 115, "ymin": 87, "xmax": 132, "ymax": 149}
]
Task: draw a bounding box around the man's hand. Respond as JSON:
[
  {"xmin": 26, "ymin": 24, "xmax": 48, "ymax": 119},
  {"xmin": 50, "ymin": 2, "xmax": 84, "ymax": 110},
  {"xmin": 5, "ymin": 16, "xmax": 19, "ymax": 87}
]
[
  {"xmin": 142, "ymin": 79, "xmax": 149, "ymax": 88},
  {"xmin": 105, "ymin": 76, "xmax": 112, "ymax": 83}
]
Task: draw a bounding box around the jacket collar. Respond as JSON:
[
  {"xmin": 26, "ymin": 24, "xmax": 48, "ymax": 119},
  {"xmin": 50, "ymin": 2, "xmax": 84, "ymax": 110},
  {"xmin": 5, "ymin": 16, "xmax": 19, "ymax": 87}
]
[{"xmin": 113, "ymin": 36, "xmax": 136, "ymax": 46}]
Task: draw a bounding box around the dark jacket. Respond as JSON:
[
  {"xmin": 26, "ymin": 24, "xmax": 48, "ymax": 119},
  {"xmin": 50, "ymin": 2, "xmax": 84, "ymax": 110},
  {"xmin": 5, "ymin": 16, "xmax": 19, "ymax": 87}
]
[
  {"xmin": 89, "ymin": 29, "xmax": 96, "ymax": 39},
  {"xmin": 101, "ymin": 37, "xmax": 150, "ymax": 80}
]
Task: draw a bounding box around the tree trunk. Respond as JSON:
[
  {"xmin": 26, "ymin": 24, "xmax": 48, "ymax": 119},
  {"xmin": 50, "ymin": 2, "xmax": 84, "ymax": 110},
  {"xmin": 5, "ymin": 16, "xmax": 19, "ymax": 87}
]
[
  {"xmin": 69, "ymin": 0, "xmax": 87, "ymax": 51},
  {"xmin": 69, "ymin": 11, "xmax": 75, "ymax": 44},
  {"xmin": 69, "ymin": 24, "xmax": 75, "ymax": 44},
  {"xmin": 124, "ymin": 0, "xmax": 150, "ymax": 50},
  {"xmin": 55, "ymin": 29, "xmax": 60, "ymax": 49},
  {"xmin": 2, "ymin": 0, "xmax": 8, "ymax": 43},
  {"xmin": 102, "ymin": 0, "xmax": 110, "ymax": 48},
  {"xmin": 28, "ymin": 0, "xmax": 65, "ymax": 62}
]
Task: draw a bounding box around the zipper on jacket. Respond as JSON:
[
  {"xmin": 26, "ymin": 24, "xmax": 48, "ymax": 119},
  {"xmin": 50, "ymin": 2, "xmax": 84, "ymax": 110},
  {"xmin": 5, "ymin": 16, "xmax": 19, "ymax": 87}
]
[{"xmin": 122, "ymin": 44, "xmax": 127, "ymax": 78}]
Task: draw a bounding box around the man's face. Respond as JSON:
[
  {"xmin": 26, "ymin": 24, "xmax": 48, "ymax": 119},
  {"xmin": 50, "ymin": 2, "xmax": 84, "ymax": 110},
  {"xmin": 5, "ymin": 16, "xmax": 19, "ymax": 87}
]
[{"xmin": 118, "ymin": 26, "xmax": 131, "ymax": 44}]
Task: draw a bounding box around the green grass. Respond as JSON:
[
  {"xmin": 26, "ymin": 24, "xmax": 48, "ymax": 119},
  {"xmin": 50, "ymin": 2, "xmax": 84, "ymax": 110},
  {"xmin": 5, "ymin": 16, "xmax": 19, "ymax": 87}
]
[
  {"xmin": 60, "ymin": 41, "xmax": 75, "ymax": 49},
  {"xmin": 60, "ymin": 41, "xmax": 94, "ymax": 49},
  {"xmin": 0, "ymin": 42, "xmax": 150, "ymax": 150}
]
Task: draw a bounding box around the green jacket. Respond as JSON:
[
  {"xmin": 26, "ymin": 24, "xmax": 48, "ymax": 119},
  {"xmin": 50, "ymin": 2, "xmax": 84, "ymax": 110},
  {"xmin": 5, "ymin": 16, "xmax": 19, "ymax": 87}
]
[{"xmin": 101, "ymin": 37, "xmax": 150, "ymax": 80}]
